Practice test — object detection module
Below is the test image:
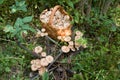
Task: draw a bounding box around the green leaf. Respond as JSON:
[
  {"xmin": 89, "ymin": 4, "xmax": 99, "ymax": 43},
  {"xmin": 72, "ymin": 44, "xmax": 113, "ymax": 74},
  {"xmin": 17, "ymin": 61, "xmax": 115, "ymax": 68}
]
[
  {"xmin": 4, "ymin": 25, "xmax": 14, "ymax": 33},
  {"xmin": 22, "ymin": 16, "xmax": 33, "ymax": 23},
  {"xmin": 5, "ymin": 67, "xmax": 11, "ymax": 72},
  {"xmin": 74, "ymin": 11, "xmax": 79, "ymax": 23},
  {"xmin": 0, "ymin": 0, "xmax": 4, "ymax": 4},
  {"xmin": 18, "ymin": 4, "xmax": 27, "ymax": 12},
  {"xmin": 67, "ymin": 0, "xmax": 74, "ymax": 9},
  {"xmin": 10, "ymin": 1, "xmax": 27, "ymax": 13},
  {"xmin": 10, "ymin": 27, "xmax": 21, "ymax": 37},
  {"xmin": 14, "ymin": 18, "xmax": 23, "ymax": 27},
  {"xmin": 42, "ymin": 72, "xmax": 49, "ymax": 80},
  {"xmin": 110, "ymin": 26, "xmax": 116, "ymax": 32},
  {"xmin": 76, "ymin": 38, "xmax": 87, "ymax": 45},
  {"xmin": 16, "ymin": 1, "xmax": 25, "ymax": 7},
  {"xmin": 21, "ymin": 24, "xmax": 35, "ymax": 32},
  {"xmin": 10, "ymin": 5, "xmax": 17, "ymax": 13}
]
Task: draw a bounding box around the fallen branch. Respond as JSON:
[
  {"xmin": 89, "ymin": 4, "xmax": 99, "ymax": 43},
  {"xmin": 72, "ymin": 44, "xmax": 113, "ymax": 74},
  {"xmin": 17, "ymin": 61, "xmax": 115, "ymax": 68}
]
[
  {"xmin": 47, "ymin": 50, "xmax": 63, "ymax": 70},
  {"xmin": 16, "ymin": 41, "xmax": 40, "ymax": 58}
]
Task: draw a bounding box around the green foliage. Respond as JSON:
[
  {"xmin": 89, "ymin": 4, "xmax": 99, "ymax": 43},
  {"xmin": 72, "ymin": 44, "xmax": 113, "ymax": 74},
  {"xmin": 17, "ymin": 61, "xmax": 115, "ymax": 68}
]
[
  {"xmin": 0, "ymin": 0, "xmax": 4, "ymax": 4},
  {"xmin": 76, "ymin": 38, "xmax": 87, "ymax": 46},
  {"xmin": 0, "ymin": 42, "xmax": 30, "ymax": 80},
  {"xmin": 4, "ymin": 16, "xmax": 35, "ymax": 41},
  {"xmin": 42, "ymin": 72, "xmax": 49, "ymax": 80},
  {"xmin": 10, "ymin": 0, "xmax": 27, "ymax": 13}
]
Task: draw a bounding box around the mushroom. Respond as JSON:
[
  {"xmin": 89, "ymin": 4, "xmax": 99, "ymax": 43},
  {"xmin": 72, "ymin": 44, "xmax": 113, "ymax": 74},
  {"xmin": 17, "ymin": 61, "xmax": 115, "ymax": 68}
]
[
  {"xmin": 38, "ymin": 67, "xmax": 46, "ymax": 76},
  {"xmin": 64, "ymin": 36, "xmax": 71, "ymax": 42},
  {"xmin": 57, "ymin": 36, "xmax": 62, "ymax": 40},
  {"xmin": 68, "ymin": 45, "xmax": 75, "ymax": 51},
  {"xmin": 61, "ymin": 46, "xmax": 70, "ymax": 53},
  {"xmin": 75, "ymin": 31, "xmax": 83, "ymax": 37},
  {"xmin": 75, "ymin": 42, "xmax": 81, "ymax": 50},
  {"xmin": 44, "ymin": 32, "xmax": 48, "ymax": 36},
  {"xmin": 31, "ymin": 60, "xmax": 36, "ymax": 64},
  {"xmin": 31, "ymin": 65, "xmax": 38, "ymax": 71},
  {"xmin": 82, "ymin": 44, "xmax": 87, "ymax": 48},
  {"xmin": 75, "ymin": 36, "xmax": 81, "ymax": 40},
  {"xmin": 40, "ymin": 32, "xmax": 45, "ymax": 37},
  {"xmin": 40, "ymin": 58, "xmax": 49, "ymax": 66},
  {"xmin": 64, "ymin": 15, "xmax": 70, "ymax": 21},
  {"xmin": 35, "ymin": 59, "xmax": 41, "ymax": 68},
  {"xmin": 46, "ymin": 55, "xmax": 54, "ymax": 63},
  {"xmin": 35, "ymin": 30, "xmax": 41, "ymax": 38},
  {"xmin": 41, "ymin": 52, "xmax": 47, "ymax": 57},
  {"xmin": 34, "ymin": 46, "xmax": 43, "ymax": 54},
  {"xmin": 41, "ymin": 28, "xmax": 46, "ymax": 32},
  {"xmin": 68, "ymin": 41, "xmax": 74, "ymax": 46}
]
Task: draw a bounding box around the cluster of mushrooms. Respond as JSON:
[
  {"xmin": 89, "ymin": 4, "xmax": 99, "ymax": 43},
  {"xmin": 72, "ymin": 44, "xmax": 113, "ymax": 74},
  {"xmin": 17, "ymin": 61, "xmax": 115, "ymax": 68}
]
[
  {"xmin": 40, "ymin": 8, "xmax": 71, "ymax": 29},
  {"xmin": 35, "ymin": 28, "xmax": 48, "ymax": 38},
  {"xmin": 59, "ymin": 30, "xmax": 87, "ymax": 53},
  {"xmin": 32, "ymin": 5, "xmax": 87, "ymax": 76},
  {"xmin": 31, "ymin": 46, "xmax": 54, "ymax": 75}
]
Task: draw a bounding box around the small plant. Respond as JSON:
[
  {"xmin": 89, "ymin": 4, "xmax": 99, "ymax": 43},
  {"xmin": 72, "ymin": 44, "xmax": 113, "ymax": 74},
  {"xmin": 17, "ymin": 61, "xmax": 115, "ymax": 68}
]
[
  {"xmin": 4, "ymin": 16, "xmax": 35, "ymax": 41},
  {"xmin": 10, "ymin": 0, "xmax": 27, "ymax": 13}
]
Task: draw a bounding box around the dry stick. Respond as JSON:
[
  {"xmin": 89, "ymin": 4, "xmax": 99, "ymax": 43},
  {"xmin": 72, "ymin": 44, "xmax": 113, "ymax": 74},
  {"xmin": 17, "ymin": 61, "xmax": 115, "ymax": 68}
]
[
  {"xmin": 47, "ymin": 50, "xmax": 63, "ymax": 70},
  {"xmin": 16, "ymin": 41, "xmax": 40, "ymax": 58},
  {"xmin": 45, "ymin": 36, "xmax": 51, "ymax": 54},
  {"xmin": 48, "ymin": 66, "xmax": 58, "ymax": 72},
  {"xmin": 45, "ymin": 36, "xmax": 61, "ymax": 47},
  {"xmin": 30, "ymin": 74, "xmax": 39, "ymax": 80}
]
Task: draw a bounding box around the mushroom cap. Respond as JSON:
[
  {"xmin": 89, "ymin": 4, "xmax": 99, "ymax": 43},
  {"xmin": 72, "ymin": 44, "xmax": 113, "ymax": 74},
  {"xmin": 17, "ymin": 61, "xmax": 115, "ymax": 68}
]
[
  {"xmin": 40, "ymin": 58, "xmax": 49, "ymax": 66},
  {"xmin": 64, "ymin": 15, "xmax": 70, "ymax": 21},
  {"xmin": 31, "ymin": 65, "xmax": 38, "ymax": 71},
  {"xmin": 41, "ymin": 28, "xmax": 46, "ymax": 32},
  {"xmin": 31, "ymin": 59, "xmax": 41, "ymax": 68},
  {"xmin": 38, "ymin": 67, "xmax": 46, "ymax": 76},
  {"xmin": 41, "ymin": 52, "xmax": 47, "ymax": 57},
  {"xmin": 35, "ymin": 59, "xmax": 41, "ymax": 65},
  {"xmin": 35, "ymin": 31, "xmax": 41, "ymax": 37},
  {"xmin": 57, "ymin": 36, "xmax": 62, "ymax": 40},
  {"xmin": 68, "ymin": 45, "xmax": 75, "ymax": 51},
  {"xmin": 64, "ymin": 36, "xmax": 71, "ymax": 42},
  {"xmin": 46, "ymin": 55, "xmax": 54, "ymax": 63},
  {"xmin": 61, "ymin": 46, "xmax": 70, "ymax": 53},
  {"xmin": 31, "ymin": 60, "xmax": 36, "ymax": 64},
  {"xmin": 40, "ymin": 32, "xmax": 45, "ymax": 37},
  {"xmin": 44, "ymin": 32, "xmax": 48, "ymax": 36},
  {"xmin": 75, "ymin": 36, "xmax": 81, "ymax": 40},
  {"xmin": 82, "ymin": 44, "xmax": 87, "ymax": 48},
  {"xmin": 68, "ymin": 41, "xmax": 74, "ymax": 46},
  {"xmin": 34, "ymin": 46, "xmax": 43, "ymax": 54},
  {"xmin": 75, "ymin": 42, "xmax": 81, "ymax": 50},
  {"xmin": 75, "ymin": 31, "xmax": 83, "ymax": 37},
  {"xmin": 71, "ymin": 47, "xmax": 76, "ymax": 51}
]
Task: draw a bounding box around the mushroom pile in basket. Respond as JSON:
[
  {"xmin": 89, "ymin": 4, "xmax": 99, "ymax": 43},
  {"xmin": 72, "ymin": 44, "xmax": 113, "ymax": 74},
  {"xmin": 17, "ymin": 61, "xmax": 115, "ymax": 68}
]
[
  {"xmin": 40, "ymin": 5, "xmax": 72, "ymax": 39},
  {"xmin": 40, "ymin": 8, "xmax": 70, "ymax": 29}
]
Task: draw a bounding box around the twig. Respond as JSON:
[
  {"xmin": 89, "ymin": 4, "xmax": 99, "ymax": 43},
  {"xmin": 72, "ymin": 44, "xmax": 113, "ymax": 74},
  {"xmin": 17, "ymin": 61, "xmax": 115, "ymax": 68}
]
[
  {"xmin": 47, "ymin": 50, "xmax": 63, "ymax": 70},
  {"xmin": 48, "ymin": 66, "xmax": 58, "ymax": 72},
  {"xmin": 16, "ymin": 41, "xmax": 40, "ymax": 58},
  {"xmin": 30, "ymin": 74, "xmax": 39, "ymax": 80},
  {"xmin": 0, "ymin": 37, "xmax": 15, "ymax": 43},
  {"xmin": 45, "ymin": 36, "xmax": 51, "ymax": 54},
  {"xmin": 45, "ymin": 36, "xmax": 61, "ymax": 47}
]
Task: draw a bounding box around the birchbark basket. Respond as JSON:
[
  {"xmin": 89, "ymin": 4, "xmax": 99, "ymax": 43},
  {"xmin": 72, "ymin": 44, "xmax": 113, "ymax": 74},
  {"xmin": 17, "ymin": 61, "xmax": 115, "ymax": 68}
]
[{"xmin": 40, "ymin": 5, "xmax": 72, "ymax": 40}]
